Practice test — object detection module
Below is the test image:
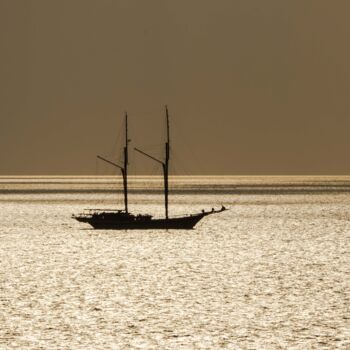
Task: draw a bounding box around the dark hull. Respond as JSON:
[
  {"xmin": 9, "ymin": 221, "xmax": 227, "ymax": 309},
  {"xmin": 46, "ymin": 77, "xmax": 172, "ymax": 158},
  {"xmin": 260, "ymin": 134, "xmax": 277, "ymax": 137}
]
[{"xmin": 76, "ymin": 213, "xmax": 208, "ymax": 230}]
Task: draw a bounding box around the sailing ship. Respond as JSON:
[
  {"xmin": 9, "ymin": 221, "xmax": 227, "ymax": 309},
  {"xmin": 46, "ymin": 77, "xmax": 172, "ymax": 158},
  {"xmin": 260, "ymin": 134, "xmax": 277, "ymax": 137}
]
[{"xmin": 73, "ymin": 107, "xmax": 227, "ymax": 229}]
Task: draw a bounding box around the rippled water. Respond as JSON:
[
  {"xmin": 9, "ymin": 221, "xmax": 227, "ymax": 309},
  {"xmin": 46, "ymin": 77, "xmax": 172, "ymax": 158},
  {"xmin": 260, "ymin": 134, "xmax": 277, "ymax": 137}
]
[{"xmin": 1, "ymin": 177, "xmax": 349, "ymax": 349}]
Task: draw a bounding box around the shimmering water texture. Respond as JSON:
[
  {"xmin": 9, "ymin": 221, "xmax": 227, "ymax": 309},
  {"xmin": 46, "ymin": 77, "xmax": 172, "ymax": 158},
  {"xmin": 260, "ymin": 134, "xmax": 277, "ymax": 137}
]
[{"xmin": 0, "ymin": 177, "xmax": 349, "ymax": 349}]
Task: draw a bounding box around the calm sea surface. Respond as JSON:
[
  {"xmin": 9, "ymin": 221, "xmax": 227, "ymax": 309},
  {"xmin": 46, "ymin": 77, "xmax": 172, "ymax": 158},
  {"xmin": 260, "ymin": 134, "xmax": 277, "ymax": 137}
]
[{"xmin": 1, "ymin": 176, "xmax": 349, "ymax": 349}]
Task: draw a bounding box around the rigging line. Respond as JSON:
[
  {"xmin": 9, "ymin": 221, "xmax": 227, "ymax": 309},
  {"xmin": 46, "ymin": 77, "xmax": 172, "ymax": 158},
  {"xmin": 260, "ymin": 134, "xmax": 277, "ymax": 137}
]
[
  {"xmin": 107, "ymin": 117, "xmax": 124, "ymax": 160},
  {"xmin": 97, "ymin": 157, "xmax": 117, "ymax": 176},
  {"xmin": 174, "ymin": 126, "xmax": 205, "ymax": 174},
  {"xmin": 171, "ymin": 152, "xmax": 190, "ymax": 176},
  {"xmin": 128, "ymin": 108, "xmax": 164, "ymax": 116},
  {"xmin": 170, "ymin": 159, "xmax": 178, "ymax": 176},
  {"xmin": 141, "ymin": 142, "xmax": 164, "ymax": 151},
  {"xmin": 150, "ymin": 162, "xmax": 159, "ymax": 176}
]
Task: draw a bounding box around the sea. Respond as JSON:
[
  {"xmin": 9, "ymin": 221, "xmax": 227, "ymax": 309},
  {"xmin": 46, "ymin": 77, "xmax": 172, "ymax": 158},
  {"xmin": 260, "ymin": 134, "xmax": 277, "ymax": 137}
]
[{"xmin": 0, "ymin": 176, "xmax": 349, "ymax": 349}]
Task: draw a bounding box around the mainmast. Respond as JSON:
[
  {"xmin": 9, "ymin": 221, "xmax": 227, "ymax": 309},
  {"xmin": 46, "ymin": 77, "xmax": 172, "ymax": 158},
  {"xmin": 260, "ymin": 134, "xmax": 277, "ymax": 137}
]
[
  {"xmin": 163, "ymin": 106, "xmax": 170, "ymax": 219},
  {"xmin": 97, "ymin": 112, "xmax": 129, "ymax": 213},
  {"xmin": 134, "ymin": 105, "xmax": 171, "ymax": 220}
]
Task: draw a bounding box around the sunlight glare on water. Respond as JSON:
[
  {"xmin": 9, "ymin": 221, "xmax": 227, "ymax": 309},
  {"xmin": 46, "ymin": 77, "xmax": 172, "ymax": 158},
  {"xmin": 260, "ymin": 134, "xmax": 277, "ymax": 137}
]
[{"xmin": 0, "ymin": 176, "xmax": 349, "ymax": 349}]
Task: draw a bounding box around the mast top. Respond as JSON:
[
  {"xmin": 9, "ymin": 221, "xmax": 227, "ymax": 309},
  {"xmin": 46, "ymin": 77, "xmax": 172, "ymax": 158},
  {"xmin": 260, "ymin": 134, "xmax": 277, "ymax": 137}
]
[
  {"xmin": 165, "ymin": 105, "xmax": 170, "ymax": 143},
  {"xmin": 165, "ymin": 106, "xmax": 170, "ymax": 163}
]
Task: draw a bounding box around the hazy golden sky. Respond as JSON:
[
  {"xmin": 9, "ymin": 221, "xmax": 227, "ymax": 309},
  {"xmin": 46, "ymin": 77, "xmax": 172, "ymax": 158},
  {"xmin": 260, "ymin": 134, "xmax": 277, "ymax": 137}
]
[{"xmin": 1, "ymin": 0, "xmax": 349, "ymax": 175}]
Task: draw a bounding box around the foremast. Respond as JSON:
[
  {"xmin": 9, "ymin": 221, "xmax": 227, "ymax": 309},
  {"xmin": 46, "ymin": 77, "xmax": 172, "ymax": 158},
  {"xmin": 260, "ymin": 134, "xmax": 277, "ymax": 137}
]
[
  {"xmin": 123, "ymin": 112, "xmax": 129, "ymax": 213},
  {"xmin": 97, "ymin": 112, "xmax": 129, "ymax": 213}
]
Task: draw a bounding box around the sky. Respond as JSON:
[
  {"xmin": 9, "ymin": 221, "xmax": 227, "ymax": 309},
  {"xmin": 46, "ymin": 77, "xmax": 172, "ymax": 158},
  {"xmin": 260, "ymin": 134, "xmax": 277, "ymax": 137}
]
[{"xmin": 1, "ymin": 0, "xmax": 350, "ymax": 175}]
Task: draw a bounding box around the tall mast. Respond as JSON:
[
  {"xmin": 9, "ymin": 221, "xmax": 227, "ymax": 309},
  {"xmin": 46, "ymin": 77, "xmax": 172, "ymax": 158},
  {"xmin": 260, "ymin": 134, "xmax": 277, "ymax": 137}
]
[
  {"xmin": 134, "ymin": 105, "xmax": 171, "ymax": 220},
  {"xmin": 163, "ymin": 106, "xmax": 170, "ymax": 219},
  {"xmin": 97, "ymin": 112, "xmax": 129, "ymax": 213},
  {"xmin": 123, "ymin": 112, "xmax": 128, "ymax": 213}
]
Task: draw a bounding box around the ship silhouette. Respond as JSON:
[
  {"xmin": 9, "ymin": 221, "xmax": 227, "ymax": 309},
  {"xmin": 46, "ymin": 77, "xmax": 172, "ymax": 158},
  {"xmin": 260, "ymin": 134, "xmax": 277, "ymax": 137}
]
[{"xmin": 73, "ymin": 107, "xmax": 227, "ymax": 229}]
